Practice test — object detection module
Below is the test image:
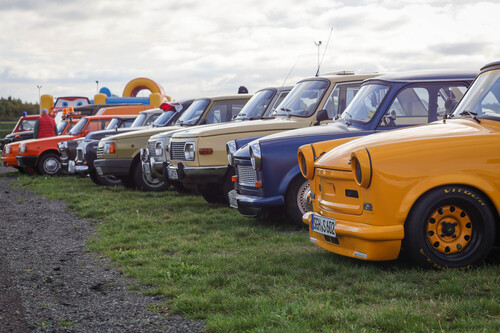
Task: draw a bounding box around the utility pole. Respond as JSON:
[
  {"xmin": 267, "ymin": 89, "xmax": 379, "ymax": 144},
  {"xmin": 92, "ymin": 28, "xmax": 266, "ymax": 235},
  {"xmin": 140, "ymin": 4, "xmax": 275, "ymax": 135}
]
[
  {"xmin": 96, "ymin": 81, "xmax": 99, "ymax": 93},
  {"xmin": 36, "ymin": 85, "xmax": 42, "ymax": 112}
]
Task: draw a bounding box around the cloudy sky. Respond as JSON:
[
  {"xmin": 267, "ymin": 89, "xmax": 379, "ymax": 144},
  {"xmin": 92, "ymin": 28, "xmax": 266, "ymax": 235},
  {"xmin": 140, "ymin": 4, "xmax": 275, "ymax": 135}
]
[{"xmin": 1, "ymin": 0, "xmax": 499, "ymax": 104}]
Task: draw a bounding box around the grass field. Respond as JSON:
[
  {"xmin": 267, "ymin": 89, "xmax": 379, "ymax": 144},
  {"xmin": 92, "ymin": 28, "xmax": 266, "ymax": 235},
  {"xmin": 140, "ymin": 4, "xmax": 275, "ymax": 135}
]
[
  {"xmin": 0, "ymin": 121, "xmax": 16, "ymax": 138},
  {"xmin": 7, "ymin": 172, "xmax": 500, "ymax": 332}
]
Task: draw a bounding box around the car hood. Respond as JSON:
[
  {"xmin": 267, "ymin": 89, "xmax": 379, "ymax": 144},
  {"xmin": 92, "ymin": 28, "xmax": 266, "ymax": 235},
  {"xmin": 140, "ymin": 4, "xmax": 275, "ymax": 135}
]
[
  {"xmin": 233, "ymin": 121, "xmax": 360, "ymax": 159},
  {"xmin": 102, "ymin": 125, "xmax": 180, "ymax": 142},
  {"xmin": 316, "ymin": 118, "xmax": 495, "ymax": 170},
  {"xmin": 172, "ymin": 118, "xmax": 309, "ymax": 139},
  {"xmin": 5, "ymin": 130, "xmax": 34, "ymax": 139},
  {"xmin": 22, "ymin": 134, "xmax": 77, "ymax": 146}
]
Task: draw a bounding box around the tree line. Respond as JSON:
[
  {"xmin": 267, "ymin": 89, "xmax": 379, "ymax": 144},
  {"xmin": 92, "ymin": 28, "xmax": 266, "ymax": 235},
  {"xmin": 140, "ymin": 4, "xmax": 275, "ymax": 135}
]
[{"xmin": 0, "ymin": 97, "xmax": 39, "ymax": 121}]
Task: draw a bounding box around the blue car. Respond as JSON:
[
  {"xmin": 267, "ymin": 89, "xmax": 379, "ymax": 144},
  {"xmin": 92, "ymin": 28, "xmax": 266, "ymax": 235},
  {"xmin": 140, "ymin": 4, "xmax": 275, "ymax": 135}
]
[{"xmin": 228, "ymin": 70, "xmax": 478, "ymax": 226}]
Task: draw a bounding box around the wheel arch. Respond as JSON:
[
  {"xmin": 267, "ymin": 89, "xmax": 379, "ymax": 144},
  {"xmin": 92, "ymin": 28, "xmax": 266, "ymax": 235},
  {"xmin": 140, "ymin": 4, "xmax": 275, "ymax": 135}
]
[
  {"xmin": 37, "ymin": 149, "xmax": 60, "ymax": 166},
  {"xmin": 404, "ymin": 183, "xmax": 499, "ymax": 243}
]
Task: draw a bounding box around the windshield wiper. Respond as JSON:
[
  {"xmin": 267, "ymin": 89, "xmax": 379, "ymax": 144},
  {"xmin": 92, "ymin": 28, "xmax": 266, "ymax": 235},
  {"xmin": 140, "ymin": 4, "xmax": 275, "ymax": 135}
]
[
  {"xmin": 343, "ymin": 112, "xmax": 353, "ymax": 126},
  {"xmin": 280, "ymin": 107, "xmax": 292, "ymax": 118},
  {"xmin": 458, "ymin": 110, "xmax": 480, "ymax": 123}
]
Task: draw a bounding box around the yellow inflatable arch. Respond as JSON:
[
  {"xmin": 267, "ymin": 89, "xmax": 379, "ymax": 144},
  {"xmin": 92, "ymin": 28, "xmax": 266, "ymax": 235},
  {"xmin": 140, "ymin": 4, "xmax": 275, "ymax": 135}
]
[{"xmin": 122, "ymin": 77, "xmax": 166, "ymax": 98}]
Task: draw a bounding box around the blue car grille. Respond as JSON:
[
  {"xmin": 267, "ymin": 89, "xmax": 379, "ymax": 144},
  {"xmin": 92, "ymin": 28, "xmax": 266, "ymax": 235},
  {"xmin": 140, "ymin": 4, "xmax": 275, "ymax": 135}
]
[{"xmin": 237, "ymin": 165, "xmax": 257, "ymax": 186}]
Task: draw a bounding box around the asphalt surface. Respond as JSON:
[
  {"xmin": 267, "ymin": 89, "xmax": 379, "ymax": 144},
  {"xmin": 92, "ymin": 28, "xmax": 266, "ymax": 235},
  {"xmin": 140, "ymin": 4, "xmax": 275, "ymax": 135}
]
[{"xmin": 0, "ymin": 165, "xmax": 204, "ymax": 332}]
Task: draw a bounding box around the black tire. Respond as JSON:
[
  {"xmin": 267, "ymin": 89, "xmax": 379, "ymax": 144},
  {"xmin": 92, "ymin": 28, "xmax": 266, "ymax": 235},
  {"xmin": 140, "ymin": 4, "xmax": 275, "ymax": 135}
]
[
  {"xmin": 37, "ymin": 152, "xmax": 62, "ymax": 176},
  {"xmin": 200, "ymin": 168, "xmax": 235, "ymax": 204},
  {"xmin": 132, "ymin": 161, "xmax": 170, "ymax": 192},
  {"xmin": 285, "ymin": 176, "xmax": 312, "ymax": 227},
  {"xmin": 172, "ymin": 181, "xmax": 189, "ymax": 194},
  {"xmin": 119, "ymin": 176, "xmax": 136, "ymax": 189},
  {"xmin": 89, "ymin": 169, "xmax": 122, "ymax": 186},
  {"xmin": 200, "ymin": 186, "xmax": 224, "ymax": 204},
  {"xmin": 404, "ymin": 186, "xmax": 496, "ymax": 269}
]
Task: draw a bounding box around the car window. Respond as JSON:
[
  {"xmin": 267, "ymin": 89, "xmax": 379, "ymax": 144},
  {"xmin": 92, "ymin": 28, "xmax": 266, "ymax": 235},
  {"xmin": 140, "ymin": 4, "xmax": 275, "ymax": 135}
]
[
  {"xmin": 204, "ymin": 100, "xmax": 247, "ymax": 124},
  {"xmin": 145, "ymin": 114, "xmax": 160, "ymax": 126},
  {"xmin": 324, "ymin": 83, "xmax": 361, "ymax": 119},
  {"xmin": 378, "ymin": 84, "xmax": 468, "ymax": 128},
  {"xmin": 19, "ymin": 120, "xmax": 36, "ymax": 131}
]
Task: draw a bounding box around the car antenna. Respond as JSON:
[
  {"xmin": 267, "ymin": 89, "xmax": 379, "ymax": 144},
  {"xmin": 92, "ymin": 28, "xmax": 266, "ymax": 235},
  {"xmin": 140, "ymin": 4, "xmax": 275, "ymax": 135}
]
[
  {"xmin": 315, "ymin": 27, "xmax": 334, "ymax": 77},
  {"xmin": 281, "ymin": 61, "xmax": 296, "ymax": 89}
]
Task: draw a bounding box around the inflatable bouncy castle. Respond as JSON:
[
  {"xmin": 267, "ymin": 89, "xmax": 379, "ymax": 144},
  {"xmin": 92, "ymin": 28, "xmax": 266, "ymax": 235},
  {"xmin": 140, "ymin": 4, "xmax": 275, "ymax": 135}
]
[{"xmin": 40, "ymin": 78, "xmax": 171, "ymax": 115}]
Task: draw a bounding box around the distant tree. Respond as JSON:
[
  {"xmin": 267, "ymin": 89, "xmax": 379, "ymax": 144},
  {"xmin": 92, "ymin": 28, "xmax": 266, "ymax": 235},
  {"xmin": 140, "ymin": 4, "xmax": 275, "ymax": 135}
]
[{"xmin": 0, "ymin": 97, "xmax": 39, "ymax": 121}]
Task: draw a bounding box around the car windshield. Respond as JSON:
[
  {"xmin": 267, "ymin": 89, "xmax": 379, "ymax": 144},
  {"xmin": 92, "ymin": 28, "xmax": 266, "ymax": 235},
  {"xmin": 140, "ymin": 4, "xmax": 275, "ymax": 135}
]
[
  {"xmin": 273, "ymin": 80, "xmax": 329, "ymax": 118},
  {"xmin": 234, "ymin": 89, "xmax": 274, "ymax": 120},
  {"xmin": 57, "ymin": 120, "xmax": 68, "ymax": 135},
  {"xmin": 453, "ymin": 69, "xmax": 500, "ymax": 120},
  {"xmin": 176, "ymin": 99, "xmax": 210, "ymax": 125},
  {"xmin": 339, "ymin": 83, "xmax": 389, "ymax": 124},
  {"xmin": 18, "ymin": 119, "xmax": 36, "ymax": 131},
  {"xmin": 105, "ymin": 118, "xmax": 121, "ymax": 129},
  {"xmin": 153, "ymin": 110, "xmax": 176, "ymax": 126},
  {"xmin": 68, "ymin": 118, "xmax": 88, "ymax": 135},
  {"xmin": 130, "ymin": 113, "xmax": 147, "ymax": 127}
]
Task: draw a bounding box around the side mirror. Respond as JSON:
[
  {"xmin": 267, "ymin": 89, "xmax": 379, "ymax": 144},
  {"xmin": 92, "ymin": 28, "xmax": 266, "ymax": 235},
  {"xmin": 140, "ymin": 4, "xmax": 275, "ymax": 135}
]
[{"xmin": 314, "ymin": 109, "xmax": 329, "ymax": 126}]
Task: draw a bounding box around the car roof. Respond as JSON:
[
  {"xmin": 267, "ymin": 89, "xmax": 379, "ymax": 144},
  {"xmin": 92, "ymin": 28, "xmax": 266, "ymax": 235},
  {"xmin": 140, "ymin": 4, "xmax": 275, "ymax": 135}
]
[
  {"xmin": 367, "ymin": 70, "xmax": 478, "ymax": 84},
  {"xmin": 195, "ymin": 94, "xmax": 252, "ymax": 101}
]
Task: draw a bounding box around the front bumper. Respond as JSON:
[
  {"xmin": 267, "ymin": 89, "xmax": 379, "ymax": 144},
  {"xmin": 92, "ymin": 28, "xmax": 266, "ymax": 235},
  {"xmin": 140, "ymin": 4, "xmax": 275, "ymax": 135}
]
[
  {"xmin": 1, "ymin": 156, "xmax": 18, "ymax": 168},
  {"xmin": 68, "ymin": 160, "xmax": 89, "ymax": 174},
  {"xmin": 303, "ymin": 212, "xmax": 404, "ymax": 261},
  {"xmin": 93, "ymin": 158, "xmax": 133, "ymax": 176},
  {"xmin": 232, "ymin": 192, "xmax": 285, "ymax": 216},
  {"xmin": 167, "ymin": 163, "xmax": 228, "ymax": 184},
  {"xmin": 16, "ymin": 155, "xmax": 38, "ymax": 169}
]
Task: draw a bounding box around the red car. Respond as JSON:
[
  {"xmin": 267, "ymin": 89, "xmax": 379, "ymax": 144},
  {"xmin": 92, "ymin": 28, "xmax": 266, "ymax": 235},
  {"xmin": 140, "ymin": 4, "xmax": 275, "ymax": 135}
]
[{"xmin": 16, "ymin": 115, "xmax": 115, "ymax": 175}]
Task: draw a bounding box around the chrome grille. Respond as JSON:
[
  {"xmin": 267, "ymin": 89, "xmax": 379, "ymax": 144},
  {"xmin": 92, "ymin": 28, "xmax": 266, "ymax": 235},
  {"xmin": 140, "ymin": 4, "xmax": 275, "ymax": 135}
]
[
  {"xmin": 147, "ymin": 141, "xmax": 156, "ymax": 158},
  {"xmin": 237, "ymin": 165, "xmax": 257, "ymax": 186},
  {"xmin": 76, "ymin": 147, "xmax": 84, "ymax": 161},
  {"xmin": 171, "ymin": 142, "xmax": 186, "ymax": 161},
  {"xmin": 97, "ymin": 146, "xmax": 104, "ymax": 155}
]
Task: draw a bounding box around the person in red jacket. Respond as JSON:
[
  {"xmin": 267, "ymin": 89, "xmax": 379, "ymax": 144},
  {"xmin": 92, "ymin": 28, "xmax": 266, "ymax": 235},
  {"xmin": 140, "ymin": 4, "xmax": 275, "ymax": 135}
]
[{"xmin": 34, "ymin": 109, "xmax": 57, "ymax": 139}]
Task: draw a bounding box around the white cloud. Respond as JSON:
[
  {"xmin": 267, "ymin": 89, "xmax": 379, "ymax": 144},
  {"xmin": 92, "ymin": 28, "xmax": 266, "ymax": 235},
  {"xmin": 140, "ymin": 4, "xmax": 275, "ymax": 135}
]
[{"xmin": 0, "ymin": 0, "xmax": 499, "ymax": 103}]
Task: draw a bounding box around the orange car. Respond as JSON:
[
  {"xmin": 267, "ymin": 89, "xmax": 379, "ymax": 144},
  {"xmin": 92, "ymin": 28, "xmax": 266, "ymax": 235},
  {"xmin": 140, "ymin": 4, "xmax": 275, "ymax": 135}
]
[
  {"xmin": 16, "ymin": 115, "xmax": 115, "ymax": 175},
  {"xmin": 300, "ymin": 61, "xmax": 500, "ymax": 268},
  {"xmin": 2, "ymin": 114, "xmax": 82, "ymax": 172}
]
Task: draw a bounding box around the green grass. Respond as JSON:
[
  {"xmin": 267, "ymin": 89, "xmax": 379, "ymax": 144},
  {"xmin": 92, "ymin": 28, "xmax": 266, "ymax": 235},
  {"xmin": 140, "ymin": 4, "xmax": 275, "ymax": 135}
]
[
  {"xmin": 0, "ymin": 121, "xmax": 16, "ymax": 138},
  {"xmin": 8, "ymin": 172, "xmax": 500, "ymax": 332}
]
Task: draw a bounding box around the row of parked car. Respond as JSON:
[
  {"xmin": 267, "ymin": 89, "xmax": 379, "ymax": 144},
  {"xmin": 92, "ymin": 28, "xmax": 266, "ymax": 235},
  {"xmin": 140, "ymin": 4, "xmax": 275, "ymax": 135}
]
[{"xmin": 2, "ymin": 61, "xmax": 500, "ymax": 269}]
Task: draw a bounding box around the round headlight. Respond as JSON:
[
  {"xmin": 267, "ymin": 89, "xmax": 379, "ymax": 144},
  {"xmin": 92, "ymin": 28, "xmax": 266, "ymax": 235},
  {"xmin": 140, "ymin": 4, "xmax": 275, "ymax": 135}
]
[
  {"xmin": 351, "ymin": 148, "xmax": 372, "ymax": 188},
  {"xmin": 249, "ymin": 142, "xmax": 261, "ymax": 170},
  {"xmin": 184, "ymin": 142, "xmax": 195, "ymax": 161},
  {"xmin": 155, "ymin": 142, "xmax": 163, "ymax": 157},
  {"xmin": 226, "ymin": 140, "xmax": 237, "ymax": 165},
  {"xmin": 297, "ymin": 144, "xmax": 315, "ymax": 180},
  {"xmin": 5, "ymin": 145, "xmax": 11, "ymax": 155},
  {"xmin": 19, "ymin": 144, "xmax": 26, "ymax": 154}
]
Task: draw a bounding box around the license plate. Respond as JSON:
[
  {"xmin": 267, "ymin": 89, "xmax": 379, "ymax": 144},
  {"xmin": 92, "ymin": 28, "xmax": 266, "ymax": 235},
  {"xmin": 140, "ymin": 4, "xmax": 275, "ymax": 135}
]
[
  {"xmin": 142, "ymin": 162, "xmax": 151, "ymax": 175},
  {"xmin": 95, "ymin": 166, "xmax": 103, "ymax": 176},
  {"xmin": 168, "ymin": 167, "xmax": 178, "ymax": 180},
  {"xmin": 228, "ymin": 190, "xmax": 238, "ymax": 209},
  {"xmin": 68, "ymin": 160, "xmax": 76, "ymax": 173},
  {"xmin": 312, "ymin": 214, "xmax": 337, "ymax": 237}
]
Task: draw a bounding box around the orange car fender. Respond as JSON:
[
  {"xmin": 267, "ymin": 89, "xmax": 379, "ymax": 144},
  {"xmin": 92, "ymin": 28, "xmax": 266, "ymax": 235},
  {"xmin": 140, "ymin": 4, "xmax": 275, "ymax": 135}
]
[{"xmin": 396, "ymin": 173, "xmax": 500, "ymax": 223}]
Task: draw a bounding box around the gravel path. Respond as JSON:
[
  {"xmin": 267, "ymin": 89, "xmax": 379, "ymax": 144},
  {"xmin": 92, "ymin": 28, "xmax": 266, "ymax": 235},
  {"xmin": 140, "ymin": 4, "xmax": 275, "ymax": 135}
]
[{"xmin": 0, "ymin": 166, "xmax": 205, "ymax": 332}]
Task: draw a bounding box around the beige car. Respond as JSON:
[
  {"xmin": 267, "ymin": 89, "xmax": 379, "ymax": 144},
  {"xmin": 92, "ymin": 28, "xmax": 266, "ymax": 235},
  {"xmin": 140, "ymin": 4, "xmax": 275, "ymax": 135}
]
[
  {"xmin": 167, "ymin": 72, "xmax": 378, "ymax": 203},
  {"xmin": 142, "ymin": 86, "xmax": 291, "ymax": 190},
  {"xmin": 94, "ymin": 95, "xmax": 251, "ymax": 191}
]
